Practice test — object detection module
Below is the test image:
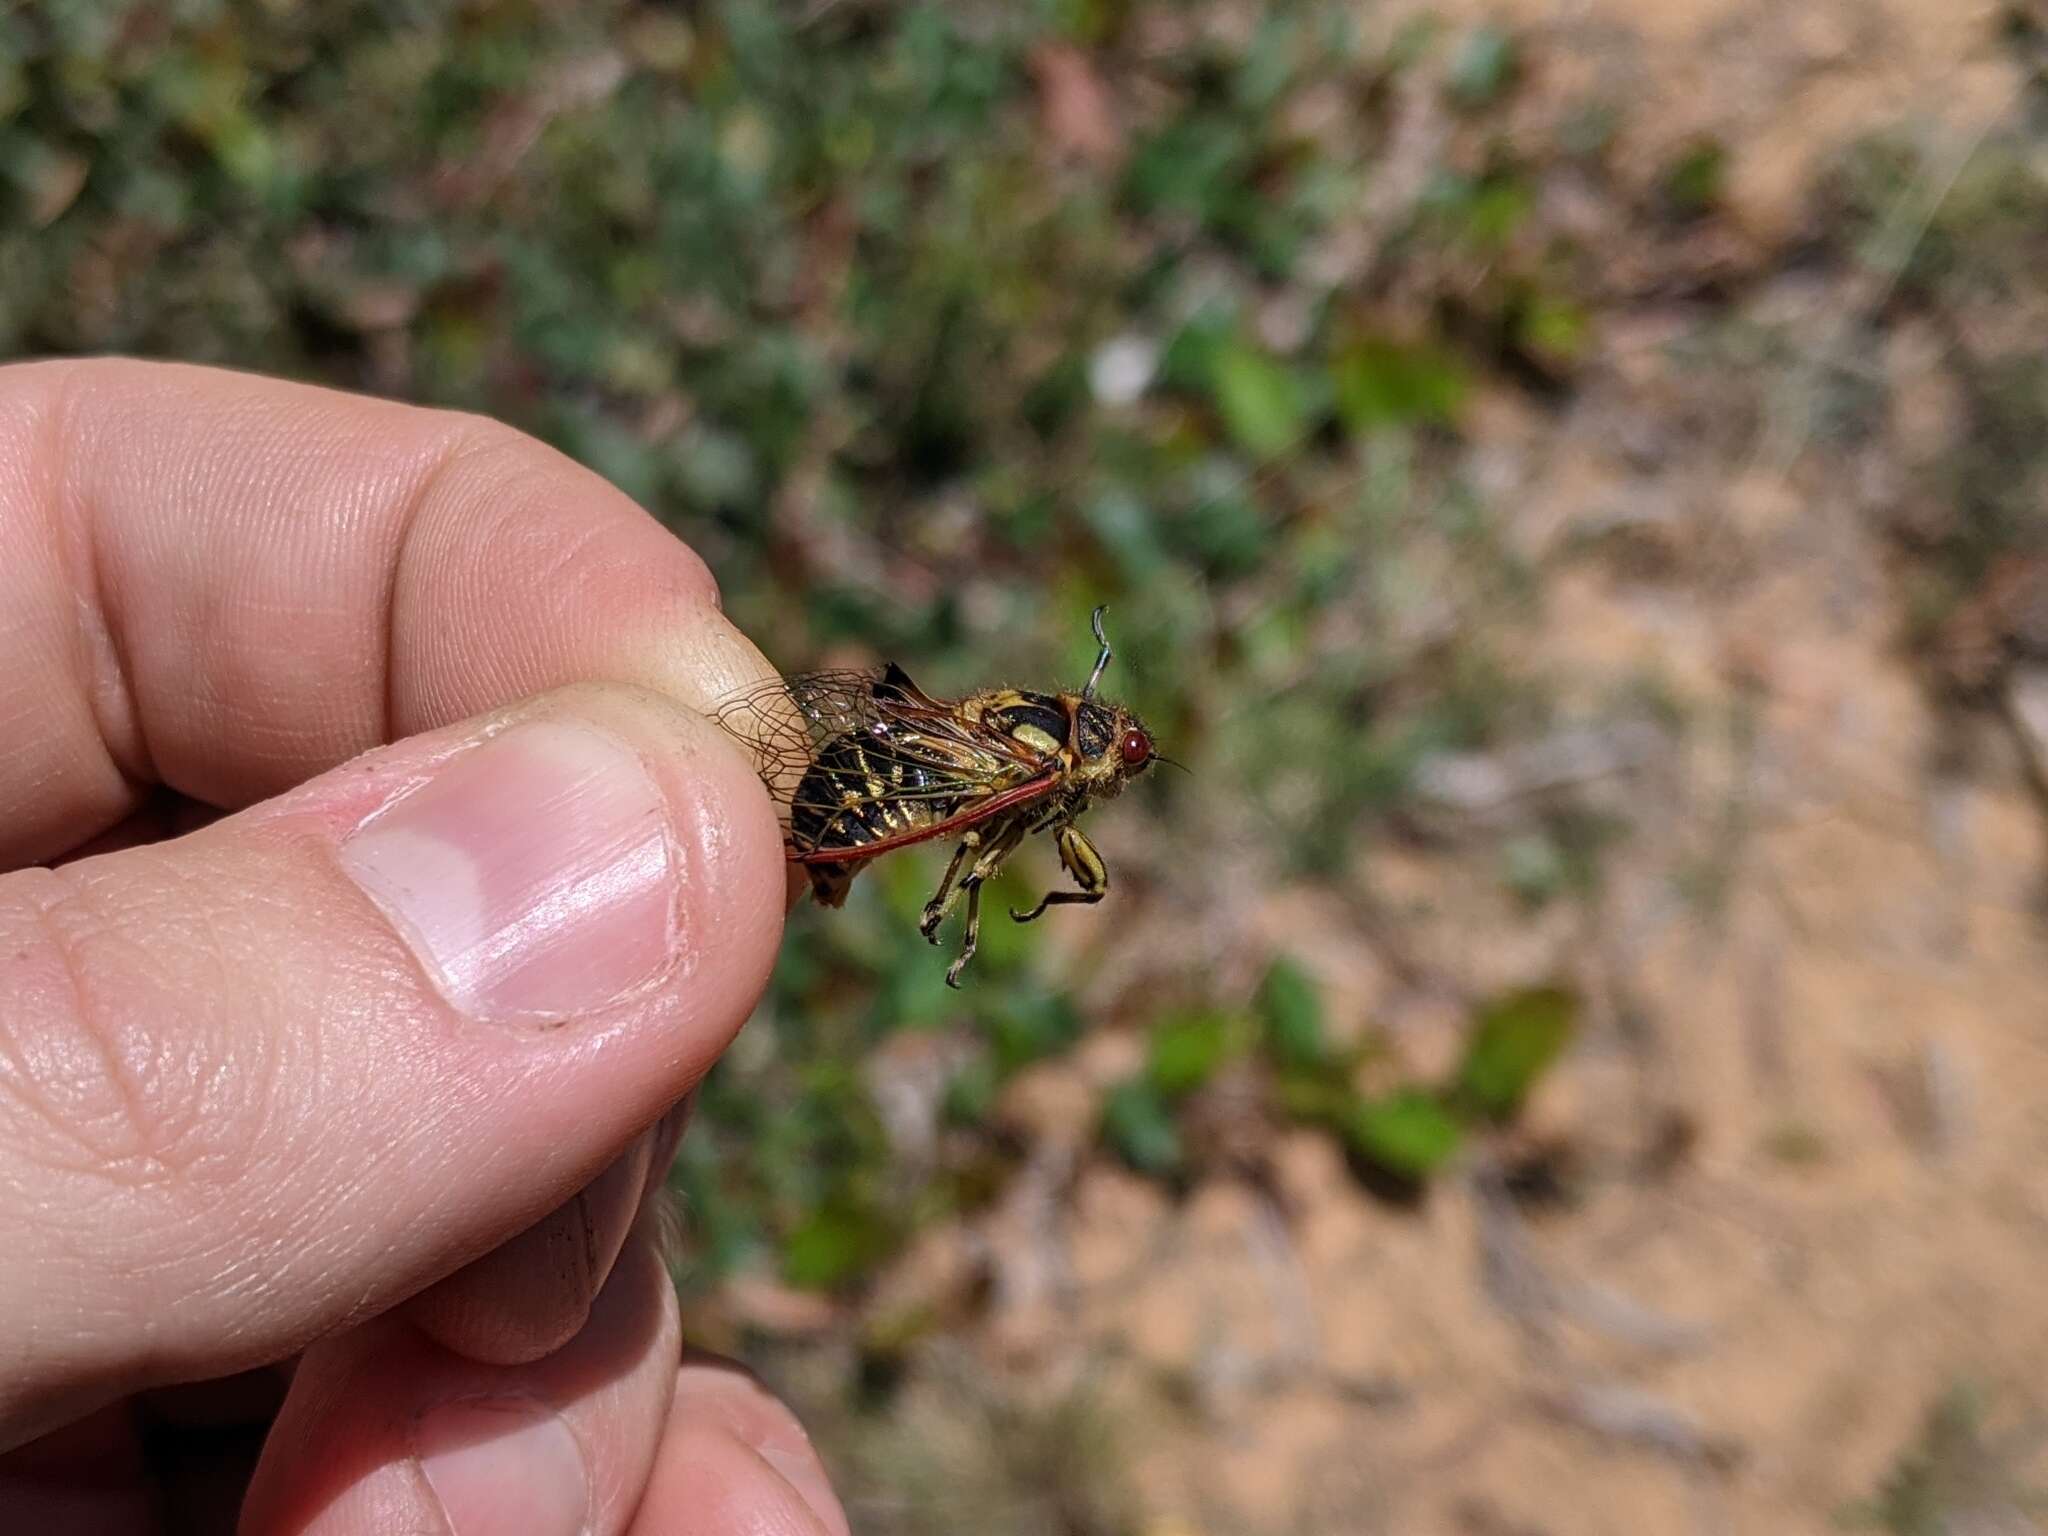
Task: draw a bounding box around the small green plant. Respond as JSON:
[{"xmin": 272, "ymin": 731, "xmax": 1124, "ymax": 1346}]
[
  {"xmin": 1661, "ymin": 137, "xmax": 1729, "ymax": 218},
  {"xmin": 1257, "ymin": 955, "xmax": 1329, "ymax": 1073},
  {"xmin": 818, "ymin": 1356, "xmax": 1144, "ymax": 1536},
  {"xmin": 1346, "ymin": 1089, "xmax": 1465, "ymax": 1179},
  {"xmin": 1446, "ymin": 26, "xmax": 1520, "ymax": 111},
  {"xmin": 1211, "ymin": 337, "xmax": 1318, "ymax": 460},
  {"xmin": 1101, "ymin": 962, "xmax": 1580, "ymax": 1190},
  {"xmin": 1845, "ymin": 1383, "xmax": 2048, "ymax": 1535},
  {"xmin": 1101, "ymin": 1077, "xmax": 1184, "ymax": 1177},
  {"xmin": 1452, "ymin": 985, "xmax": 1577, "ymax": 1122}
]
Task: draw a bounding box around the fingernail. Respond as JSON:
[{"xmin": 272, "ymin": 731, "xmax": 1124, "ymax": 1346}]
[
  {"xmin": 415, "ymin": 1397, "xmax": 588, "ymax": 1536},
  {"xmin": 341, "ymin": 720, "xmax": 677, "ymax": 1023}
]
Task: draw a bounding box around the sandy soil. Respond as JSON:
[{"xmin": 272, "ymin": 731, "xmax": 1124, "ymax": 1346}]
[
  {"xmin": 754, "ymin": 6, "xmax": 2048, "ymax": 1531},
  {"xmin": 1383, "ymin": 0, "xmax": 2018, "ymax": 241}
]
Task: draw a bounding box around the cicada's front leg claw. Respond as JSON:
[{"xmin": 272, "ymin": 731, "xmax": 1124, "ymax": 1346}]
[
  {"xmin": 946, "ymin": 880, "xmax": 984, "ymax": 989},
  {"xmin": 1010, "ymin": 824, "xmax": 1108, "ymax": 923}
]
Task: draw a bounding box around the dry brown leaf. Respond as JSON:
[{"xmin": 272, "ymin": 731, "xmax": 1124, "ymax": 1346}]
[
  {"xmin": 1028, "ymin": 43, "xmax": 1123, "ymax": 170},
  {"xmin": 28, "ymin": 149, "xmax": 90, "ymax": 228}
]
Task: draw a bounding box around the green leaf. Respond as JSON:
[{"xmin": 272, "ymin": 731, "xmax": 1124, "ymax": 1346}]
[
  {"xmin": 985, "ymin": 990, "xmax": 1083, "ymax": 1074},
  {"xmin": 1172, "ymin": 478, "xmax": 1271, "ymax": 578},
  {"xmin": 942, "ymin": 1056, "xmax": 999, "ymax": 1126},
  {"xmin": 1346, "ymin": 1090, "xmax": 1463, "ymax": 1178},
  {"xmin": 1102, "ymin": 1078, "xmax": 1183, "ymax": 1176},
  {"xmin": 1147, "ymin": 1008, "xmax": 1241, "ymax": 1098},
  {"xmin": 1447, "ymin": 26, "xmax": 1518, "ymax": 110},
  {"xmin": 1459, "ymin": 171, "xmax": 1536, "ymax": 249},
  {"xmin": 1332, "ymin": 338, "xmax": 1469, "ymax": 431},
  {"xmin": 1455, "ymin": 986, "xmax": 1578, "ymax": 1121},
  {"xmin": 1256, "ymin": 957, "xmax": 1327, "ymax": 1071},
  {"xmin": 1082, "ymin": 487, "xmax": 1166, "ymax": 581},
  {"xmin": 1235, "ymin": 16, "xmax": 1305, "ymax": 112},
  {"xmin": 1662, "ymin": 138, "xmax": 1727, "ymax": 217},
  {"xmin": 1500, "ymin": 831, "xmax": 1569, "ymax": 908},
  {"xmin": 1157, "ymin": 310, "xmax": 1234, "ymax": 395},
  {"xmin": 1125, "ymin": 116, "xmax": 1247, "ymax": 221},
  {"xmin": 1515, "ymin": 292, "xmax": 1590, "ymax": 366},
  {"xmin": 1212, "ymin": 340, "xmax": 1310, "ymax": 460},
  {"xmin": 781, "ymin": 1195, "xmax": 896, "ymax": 1291}
]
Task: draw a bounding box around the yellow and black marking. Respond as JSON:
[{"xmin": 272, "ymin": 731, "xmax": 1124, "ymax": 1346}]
[
  {"xmin": 790, "ymin": 733, "xmax": 965, "ymax": 857},
  {"xmin": 980, "ymin": 694, "xmax": 1070, "ymax": 758},
  {"xmin": 710, "ymin": 608, "xmax": 1156, "ymax": 983},
  {"xmin": 1010, "ymin": 821, "xmax": 1108, "ymax": 923}
]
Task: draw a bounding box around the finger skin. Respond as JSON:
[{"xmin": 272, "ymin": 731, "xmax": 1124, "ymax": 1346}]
[
  {"xmin": 0, "ymin": 684, "xmax": 784, "ymax": 1446},
  {"xmin": 406, "ymin": 1093, "xmax": 693, "ymax": 1367},
  {"xmin": 627, "ymin": 1361, "xmax": 852, "ymax": 1536},
  {"xmin": 0, "ymin": 357, "xmax": 775, "ymax": 865},
  {"xmin": 403, "ymin": 1127, "xmax": 657, "ymax": 1368},
  {"xmin": 240, "ymin": 1236, "xmax": 681, "ymax": 1536}
]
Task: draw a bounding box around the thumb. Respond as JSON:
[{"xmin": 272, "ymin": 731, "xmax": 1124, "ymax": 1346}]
[{"xmin": 0, "ymin": 683, "xmax": 783, "ymax": 1448}]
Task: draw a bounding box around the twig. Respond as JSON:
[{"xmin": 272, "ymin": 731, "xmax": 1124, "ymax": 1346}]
[
  {"xmin": 1532, "ymin": 1380, "xmax": 1743, "ymax": 1470},
  {"xmin": 1472, "ymin": 1162, "xmax": 1711, "ymax": 1356}
]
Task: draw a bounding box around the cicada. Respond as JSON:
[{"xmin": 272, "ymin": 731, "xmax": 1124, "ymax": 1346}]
[{"xmin": 714, "ymin": 608, "xmax": 1156, "ymax": 986}]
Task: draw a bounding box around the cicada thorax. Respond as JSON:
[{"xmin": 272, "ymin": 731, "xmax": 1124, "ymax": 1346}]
[
  {"xmin": 975, "ymin": 690, "xmax": 1134, "ymax": 794},
  {"xmin": 960, "ymin": 690, "xmax": 1073, "ymax": 761}
]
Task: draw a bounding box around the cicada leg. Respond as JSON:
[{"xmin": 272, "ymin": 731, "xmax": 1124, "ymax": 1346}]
[
  {"xmin": 940, "ymin": 819, "xmax": 1027, "ymax": 987},
  {"xmin": 920, "ymin": 830, "xmax": 981, "ymax": 944},
  {"xmin": 1010, "ymin": 823, "xmax": 1107, "ymax": 923},
  {"xmin": 808, "ymin": 860, "xmax": 855, "ymax": 909},
  {"xmin": 946, "ymin": 881, "xmax": 983, "ymax": 989}
]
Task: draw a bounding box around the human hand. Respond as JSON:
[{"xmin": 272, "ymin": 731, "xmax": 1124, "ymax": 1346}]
[{"xmin": 0, "ymin": 360, "xmax": 848, "ymax": 1535}]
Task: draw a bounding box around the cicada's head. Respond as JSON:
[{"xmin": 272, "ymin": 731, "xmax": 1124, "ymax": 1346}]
[{"xmin": 1071, "ymin": 697, "xmax": 1154, "ymax": 796}]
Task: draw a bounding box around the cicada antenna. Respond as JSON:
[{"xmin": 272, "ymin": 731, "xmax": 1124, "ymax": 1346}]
[{"xmin": 1083, "ymin": 605, "xmax": 1113, "ymax": 699}]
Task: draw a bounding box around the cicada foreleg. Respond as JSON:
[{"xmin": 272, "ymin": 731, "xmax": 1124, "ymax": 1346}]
[{"xmin": 1010, "ymin": 823, "xmax": 1108, "ymax": 923}]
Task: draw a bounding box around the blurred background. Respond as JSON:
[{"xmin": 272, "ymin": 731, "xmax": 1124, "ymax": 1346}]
[{"xmin": 8, "ymin": 0, "xmax": 2048, "ymax": 1530}]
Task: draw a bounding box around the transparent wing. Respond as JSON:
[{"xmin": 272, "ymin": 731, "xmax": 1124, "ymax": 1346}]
[
  {"xmin": 712, "ymin": 669, "xmax": 1058, "ymax": 859},
  {"xmin": 711, "ymin": 671, "xmax": 881, "ymax": 788}
]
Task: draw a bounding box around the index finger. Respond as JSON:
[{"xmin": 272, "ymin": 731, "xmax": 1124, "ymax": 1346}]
[{"xmin": 0, "ymin": 358, "xmax": 776, "ymax": 865}]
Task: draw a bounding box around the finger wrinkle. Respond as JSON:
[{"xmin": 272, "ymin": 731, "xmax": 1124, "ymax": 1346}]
[
  {"xmin": 0, "ymin": 368, "xmax": 144, "ymax": 863},
  {"xmin": 376, "ymin": 415, "xmax": 512, "ymax": 752},
  {"xmin": 46, "ymin": 363, "xmax": 156, "ymax": 791},
  {"xmin": 0, "ymin": 867, "xmax": 166, "ymax": 1181},
  {"xmin": 0, "ymin": 865, "xmax": 242, "ymax": 1192},
  {"xmin": 533, "ymin": 512, "xmax": 627, "ymax": 623}
]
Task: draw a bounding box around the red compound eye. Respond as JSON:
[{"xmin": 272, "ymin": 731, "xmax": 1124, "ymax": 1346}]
[{"xmin": 1120, "ymin": 727, "xmax": 1153, "ymax": 768}]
